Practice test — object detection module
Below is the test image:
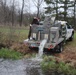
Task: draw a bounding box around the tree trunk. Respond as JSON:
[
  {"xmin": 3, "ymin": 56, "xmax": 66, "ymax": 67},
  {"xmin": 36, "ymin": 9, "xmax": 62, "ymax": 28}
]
[
  {"xmin": 3, "ymin": 0, "xmax": 7, "ymax": 25},
  {"xmin": 20, "ymin": 0, "xmax": 24, "ymax": 26},
  {"xmin": 74, "ymin": 0, "xmax": 76, "ymax": 29},
  {"xmin": 56, "ymin": 0, "xmax": 58, "ymax": 20},
  {"xmin": 12, "ymin": 0, "xmax": 15, "ymax": 26},
  {"xmin": 64, "ymin": 0, "xmax": 67, "ymax": 21},
  {"xmin": 37, "ymin": 7, "xmax": 40, "ymax": 18}
]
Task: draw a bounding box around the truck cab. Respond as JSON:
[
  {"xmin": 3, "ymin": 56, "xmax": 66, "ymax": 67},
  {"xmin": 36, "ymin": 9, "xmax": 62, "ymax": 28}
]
[{"xmin": 57, "ymin": 21, "xmax": 74, "ymax": 41}]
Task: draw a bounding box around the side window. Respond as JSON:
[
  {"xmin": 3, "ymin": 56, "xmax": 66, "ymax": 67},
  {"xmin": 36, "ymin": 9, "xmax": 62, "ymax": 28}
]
[{"xmin": 66, "ymin": 23, "xmax": 72, "ymax": 29}]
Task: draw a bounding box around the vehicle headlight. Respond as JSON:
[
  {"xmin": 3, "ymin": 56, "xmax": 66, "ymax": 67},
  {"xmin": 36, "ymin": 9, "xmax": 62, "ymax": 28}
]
[
  {"xmin": 44, "ymin": 34, "xmax": 48, "ymax": 39},
  {"xmin": 33, "ymin": 33, "xmax": 36, "ymax": 38}
]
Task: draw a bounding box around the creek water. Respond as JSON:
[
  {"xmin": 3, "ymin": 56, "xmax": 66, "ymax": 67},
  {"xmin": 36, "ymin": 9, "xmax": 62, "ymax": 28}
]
[
  {"xmin": 0, "ymin": 39, "xmax": 47, "ymax": 75},
  {"xmin": 0, "ymin": 58, "xmax": 43, "ymax": 75}
]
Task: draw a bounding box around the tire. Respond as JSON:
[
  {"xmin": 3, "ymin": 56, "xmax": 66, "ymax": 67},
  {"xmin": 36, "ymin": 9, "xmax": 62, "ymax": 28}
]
[
  {"xmin": 69, "ymin": 32, "xmax": 74, "ymax": 41},
  {"xmin": 55, "ymin": 43, "xmax": 63, "ymax": 53}
]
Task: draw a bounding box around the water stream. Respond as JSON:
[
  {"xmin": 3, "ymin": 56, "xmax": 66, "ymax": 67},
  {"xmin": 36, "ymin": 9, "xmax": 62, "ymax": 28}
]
[{"xmin": 36, "ymin": 39, "xmax": 47, "ymax": 58}]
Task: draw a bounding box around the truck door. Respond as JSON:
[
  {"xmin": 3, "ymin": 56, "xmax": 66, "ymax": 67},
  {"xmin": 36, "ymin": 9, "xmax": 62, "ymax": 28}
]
[{"xmin": 66, "ymin": 23, "xmax": 73, "ymax": 40}]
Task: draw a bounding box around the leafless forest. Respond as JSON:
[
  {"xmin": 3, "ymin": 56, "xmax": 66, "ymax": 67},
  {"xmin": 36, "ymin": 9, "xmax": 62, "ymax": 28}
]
[{"xmin": 0, "ymin": 0, "xmax": 45, "ymax": 27}]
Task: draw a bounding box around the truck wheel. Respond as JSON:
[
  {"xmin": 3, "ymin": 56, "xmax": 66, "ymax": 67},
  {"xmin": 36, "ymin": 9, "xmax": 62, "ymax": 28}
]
[
  {"xmin": 69, "ymin": 33, "xmax": 74, "ymax": 41},
  {"xmin": 55, "ymin": 43, "xmax": 63, "ymax": 53}
]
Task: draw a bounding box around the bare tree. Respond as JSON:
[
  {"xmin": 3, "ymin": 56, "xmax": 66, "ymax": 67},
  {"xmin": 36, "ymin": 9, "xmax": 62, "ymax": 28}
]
[
  {"xmin": 24, "ymin": 0, "xmax": 33, "ymax": 23},
  {"xmin": 0, "ymin": 0, "xmax": 7, "ymax": 25},
  {"xmin": 32, "ymin": 0, "xmax": 44, "ymax": 18},
  {"xmin": 20, "ymin": 0, "xmax": 25, "ymax": 26},
  {"xmin": 74, "ymin": 0, "xmax": 76, "ymax": 28},
  {"xmin": 11, "ymin": 0, "xmax": 15, "ymax": 26},
  {"xmin": 3, "ymin": 0, "xmax": 7, "ymax": 25},
  {"xmin": 56, "ymin": 0, "xmax": 58, "ymax": 20}
]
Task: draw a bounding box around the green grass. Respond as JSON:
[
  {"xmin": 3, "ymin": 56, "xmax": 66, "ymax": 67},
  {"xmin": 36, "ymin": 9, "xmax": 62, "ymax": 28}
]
[
  {"xmin": 0, "ymin": 26, "xmax": 29, "ymax": 43},
  {"xmin": 73, "ymin": 32, "xmax": 76, "ymax": 44},
  {"xmin": 0, "ymin": 27, "xmax": 29, "ymax": 35},
  {"xmin": 0, "ymin": 48, "xmax": 23, "ymax": 60}
]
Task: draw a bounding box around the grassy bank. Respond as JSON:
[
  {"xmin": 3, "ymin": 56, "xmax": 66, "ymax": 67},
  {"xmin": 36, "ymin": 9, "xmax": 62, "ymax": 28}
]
[
  {"xmin": 0, "ymin": 26, "xmax": 29, "ymax": 59},
  {"xmin": 0, "ymin": 26, "xmax": 37, "ymax": 59},
  {"xmin": 0, "ymin": 48, "xmax": 23, "ymax": 60}
]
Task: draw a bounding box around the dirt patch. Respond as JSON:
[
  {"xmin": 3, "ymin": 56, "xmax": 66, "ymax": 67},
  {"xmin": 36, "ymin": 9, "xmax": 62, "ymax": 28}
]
[
  {"xmin": 53, "ymin": 41, "xmax": 76, "ymax": 67},
  {"xmin": 62, "ymin": 48, "xmax": 76, "ymax": 60}
]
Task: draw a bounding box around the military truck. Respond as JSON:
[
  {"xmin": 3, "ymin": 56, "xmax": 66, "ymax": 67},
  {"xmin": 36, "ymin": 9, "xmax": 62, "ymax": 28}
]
[{"xmin": 24, "ymin": 16, "xmax": 74, "ymax": 53}]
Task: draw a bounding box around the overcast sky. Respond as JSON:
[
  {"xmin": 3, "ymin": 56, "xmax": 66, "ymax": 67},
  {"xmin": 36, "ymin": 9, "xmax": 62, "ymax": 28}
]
[
  {"xmin": 14, "ymin": 0, "xmax": 47, "ymax": 13},
  {"xmin": 7, "ymin": 0, "xmax": 75, "ymax": 16}
]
